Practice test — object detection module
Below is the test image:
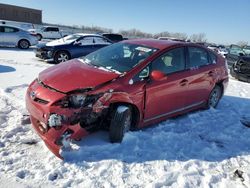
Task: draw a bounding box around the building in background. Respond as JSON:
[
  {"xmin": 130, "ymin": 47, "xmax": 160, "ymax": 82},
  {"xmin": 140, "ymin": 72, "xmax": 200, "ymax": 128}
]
[{"xmin": 0, "ymin": 3, "xmax": 42, "ymax": 24}]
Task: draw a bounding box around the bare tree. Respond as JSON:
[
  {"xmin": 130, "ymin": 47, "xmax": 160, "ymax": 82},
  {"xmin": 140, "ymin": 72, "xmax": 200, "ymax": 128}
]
[
  {"xmin": 237, "ymin": 41, "xmax": 248, "ymax": 47},
  {"xmin": 190, "ymin": 33, "xmax": 207, "ymax": 43},
  {"xmin": 119, "ymin": 29, "xmax": 153, "ymax": 38}
]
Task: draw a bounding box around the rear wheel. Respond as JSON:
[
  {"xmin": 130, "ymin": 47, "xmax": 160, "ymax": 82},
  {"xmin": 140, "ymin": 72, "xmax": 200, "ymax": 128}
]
[
  {"xmin": 18, "ymin": 39, "xmax": 30, "ymax": 49},
  {"xmin": 37, "ymin": 34, "xmax": 42, "ymax": 41},
  {"xmin": 54, "ymin": 51, "xmax": 70, "ymax": 63},
  {"xmin": 109, "ymin": 106, "xmax": 132, "ymax": 143},
  {"xmin": 207, "ymin": 85, "xmax": 222, "ymax": 108}
]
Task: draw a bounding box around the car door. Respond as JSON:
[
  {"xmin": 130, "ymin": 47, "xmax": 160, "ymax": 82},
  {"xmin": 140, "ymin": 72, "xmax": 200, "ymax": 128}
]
[
  {"xmin": 184, "ymin": 46, "xmax": 216, "ymax": 107},
  {"xmin": 1, "ymin": 26, "xmax": 19, "ymax": 46},
  {"xmin": 50, "ymin": 27, "xmax": 61, "ymax": 38},
  {"xmin": 144, "ymin": 47, "xmax": 190, "ymax": 122},
  {"xmin": 0, "ymin": 26, "xmax": 5, "ymax": 46},
  {"xmin": 70, "ymin": 36, "xmax": 95, "ymax": 58},
  {"xmin": 226, "ymin": 46, "xmax": 243, "ymax": 67},
  {"xmin": 43, "ymin": 27, "xmax": 60, "ymax": 39}
]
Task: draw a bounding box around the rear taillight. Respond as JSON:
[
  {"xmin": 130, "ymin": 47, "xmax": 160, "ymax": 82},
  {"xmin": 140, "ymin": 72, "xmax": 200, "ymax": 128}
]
[{"xmin": 29, "ymin": 31, "xmax": 37, "ymax": 36}]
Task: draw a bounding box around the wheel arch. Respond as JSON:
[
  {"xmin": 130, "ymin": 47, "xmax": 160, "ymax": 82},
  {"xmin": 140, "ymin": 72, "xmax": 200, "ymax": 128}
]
[
  {"xmin": 54, "ymin": 49, "xmax": 71, "ymax": 61},
  {"xmin": 17, "ymin": 38, "xmax": 30, "ymax": 47},
  {"xmin": 215, "ymin": 80, "xmax": 225, "ymax": 97},
  {"xmin": 109, "ymin": 102, "xmax": 140, "ymax": 130}
]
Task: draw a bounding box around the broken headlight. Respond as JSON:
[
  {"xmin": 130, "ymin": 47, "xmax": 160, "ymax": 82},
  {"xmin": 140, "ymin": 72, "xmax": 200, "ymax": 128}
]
[
  {"xmin": 69, "ymin": 94, "xmax": 86, "ymax": 108},
  {"xmin": 53, "ymin": 93, "xmax": 103, "ymax": 108}
]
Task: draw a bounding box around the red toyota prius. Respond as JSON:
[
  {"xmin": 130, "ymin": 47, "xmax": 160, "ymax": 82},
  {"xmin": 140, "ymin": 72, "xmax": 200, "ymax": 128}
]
[{"xmin": 26, "ymin": 39, "xmax": 229, "ymax": 158}]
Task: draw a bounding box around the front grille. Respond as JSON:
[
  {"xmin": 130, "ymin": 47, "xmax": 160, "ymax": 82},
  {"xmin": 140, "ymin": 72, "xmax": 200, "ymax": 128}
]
[
  {"xmin": 235, "ymin": 61, "xmax": 250, "ymax": 76},
  {"xmin": 240, "ymin": 64, "xmax": 250, "ymax": 74}
]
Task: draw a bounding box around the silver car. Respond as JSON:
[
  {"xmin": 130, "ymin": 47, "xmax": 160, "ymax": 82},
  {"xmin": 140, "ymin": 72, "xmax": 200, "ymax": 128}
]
[{"xmin": 0, "ymin": 25, "xmax": 38, "ymax": 49}]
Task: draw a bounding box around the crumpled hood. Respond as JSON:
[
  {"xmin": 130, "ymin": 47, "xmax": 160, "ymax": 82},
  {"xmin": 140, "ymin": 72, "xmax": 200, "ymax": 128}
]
[
  {"xmin": 46, "ymin": 39, "xmax": 74, "ymax": 47},
  {"xmin": 39, "ymin": 59, "xmax": 120, "ymax": 93}
]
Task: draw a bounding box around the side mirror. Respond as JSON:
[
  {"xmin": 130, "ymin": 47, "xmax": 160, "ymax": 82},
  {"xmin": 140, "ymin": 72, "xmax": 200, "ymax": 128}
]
[
  {"xmin": 150, "ymin": 70, "xmax": 165, "ymax": 81},
  {"xmin": 239, "ymin": 52, "xmax": 244, "ymax": 56}
]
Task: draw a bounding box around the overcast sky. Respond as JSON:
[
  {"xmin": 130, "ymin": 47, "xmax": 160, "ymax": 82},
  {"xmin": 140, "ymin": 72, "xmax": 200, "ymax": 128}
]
[{"xmin": 1, "ymin": 0, "xmax": 250, "ymax": 44}]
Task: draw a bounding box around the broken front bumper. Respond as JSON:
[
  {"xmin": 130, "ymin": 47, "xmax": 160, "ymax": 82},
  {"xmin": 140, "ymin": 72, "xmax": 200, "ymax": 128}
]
[
  {"xmin": 34, "ymin": 48, "xmax": 54, "ymax": 62},
  {"xmin": 29, "ymin": 115, "xmax": 88, "ymax": 159},
  {"xmin": 25, "ymin": 82, "xmax": 92, "ymax": 158}
]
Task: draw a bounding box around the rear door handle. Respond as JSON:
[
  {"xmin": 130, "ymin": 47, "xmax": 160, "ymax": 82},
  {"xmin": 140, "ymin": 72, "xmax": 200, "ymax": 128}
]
[{"xmin": 179, "ymin": 79, "xmax": 188, "ymax": 86}]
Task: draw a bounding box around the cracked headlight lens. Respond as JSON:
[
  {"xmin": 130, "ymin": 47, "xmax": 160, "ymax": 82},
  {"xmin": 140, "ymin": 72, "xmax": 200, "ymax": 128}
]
[
  {"xmin": 53, "ymin": 93, "xmax": 103, "ymax": 108},
  {"xmin": 69, "ymin": 94, "xmax": 86, "ymax": 108}
]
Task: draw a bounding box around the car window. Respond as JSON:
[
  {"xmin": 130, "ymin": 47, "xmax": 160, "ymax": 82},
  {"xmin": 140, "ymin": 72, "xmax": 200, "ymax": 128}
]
[
  {"xmin": 44, "ymin": 27, "xmax": 59, "ymax": 32},
  {"xmin": 0, "ymin": 26, "xmax": 4, "ymax": 32},
  {"xmin": 229, "ymin": 45, "xmax": 243, "ymax": 56},
  {"xmin": 79, "ymin": 37, "xmax": 95, "ymax": 45},
  {"xmin": 93, "ymin": 37, "xmax": 111, "ymax": 44},
  {"xmin": 151, "ymin": 47, "xmax": 186, "ymax": 74},
  {"xmin": 209, "ymin": 51, "xmax": 217, "ymax": 64},
  {"xmin": 188, "ymin": 47, "xmax": 209, "ymax": 68},
  {"xmin": 4, "ymin": 26, "xmax": 18, "ymax": 33},
  {"xmin": 102, "ymin": 34, "xmax": 123, "ymax": 42},
  {"xmin": 51, "ymin": 27, "xmax": 59, "ymax": 32}
]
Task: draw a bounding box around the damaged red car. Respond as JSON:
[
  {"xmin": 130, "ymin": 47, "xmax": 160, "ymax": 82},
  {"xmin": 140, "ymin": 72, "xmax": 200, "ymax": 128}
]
[{"xmin": 26, "ymin": 39, "xmax": 228, "ymax": 158}]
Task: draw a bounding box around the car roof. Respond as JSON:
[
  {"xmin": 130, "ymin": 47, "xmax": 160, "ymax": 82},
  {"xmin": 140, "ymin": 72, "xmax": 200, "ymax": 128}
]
[
  {"xmin": 0, "ymin": 24, "xmax": 24, "ymax": 30},
  {"xmin": 74, "ymin": 33, "xmax": 102, "ymax": 37},
  {"xmin": 123, "ymin": 39, "xmax": 189, "ymax": 50}
]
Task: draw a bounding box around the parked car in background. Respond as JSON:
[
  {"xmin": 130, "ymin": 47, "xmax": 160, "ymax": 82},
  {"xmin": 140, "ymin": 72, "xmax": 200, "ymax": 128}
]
[
  {"xmin": 0, "ymin": 24, "xmax": 38, "ymax": 49},
  {"xmin": 217, "ymin": 45, "xmax": 228, "ymax": 57},
  {"xmin": 226, "ymin": 45, "xmax": 246, "ymax": 67},
  {"xmin": 101, "ymin": 33, "xmax": 123, "ymax": 43},
  {"xmin": 1, "ymin": 19, "xmax": 34, "ymax": 30},
  {"xmin": 35, "ymin": 33, "xmax": 112, "ymax": 63},
  {"xmin": 207, "ymin": 44, "xmax": 218, "ymax": 52},
  {"xmin": 26, "ymin": 39, "xmax": 228, "ymax": 158},
  {"xmin": 230, "ymin": 56, "xmax": 250, "ymax": 82},
  {"xmin": 29, "ymin": 26, "xmax": 72, "ymax": 41},
  {"xmin": 243, "ymin": 46, "xmax": 250, "ymax": 55}
]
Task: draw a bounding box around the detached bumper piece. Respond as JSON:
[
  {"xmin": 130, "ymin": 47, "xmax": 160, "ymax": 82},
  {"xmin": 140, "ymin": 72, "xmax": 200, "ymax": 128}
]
[{"xmin": 30, "ymin": 115, "xmax": 88, "ymax": 159}]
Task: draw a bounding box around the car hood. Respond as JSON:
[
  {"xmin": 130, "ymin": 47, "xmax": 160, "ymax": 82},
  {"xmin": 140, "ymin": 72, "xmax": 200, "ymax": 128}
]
[
  {"xmin": 46, "ymin": 39, "xmax": 74, "ymax": 47},
  {"xmin": 240, "ymin": 56, "xmax": 250, "ymax": 63},
  {"xmin": 38, "ymin": 59, "xmax": 120, "ymax": 93}
]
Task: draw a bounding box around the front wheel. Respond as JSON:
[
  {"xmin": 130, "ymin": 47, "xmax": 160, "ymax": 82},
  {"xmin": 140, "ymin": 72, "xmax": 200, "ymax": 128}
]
[
  {"xmin": 109, "ymin": 106, "xmax": 132, "ymax": 143},
  {"xmin": 207, "ymin": 85, "xmax": 222, "ymax": 108},
  {"xmin": 18, "ymin": 39, "xmax": 30, "ymax": 49},
  {"xmin": 54, "ymin": 51, "xmax": 70, "ymax": 63}
]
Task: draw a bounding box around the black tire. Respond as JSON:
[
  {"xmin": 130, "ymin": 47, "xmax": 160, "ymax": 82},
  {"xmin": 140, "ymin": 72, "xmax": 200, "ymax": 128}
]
[
  {"xmin": 18, "ymin": 39, "xmax": 30, "ymax": 49},
  {"xmin": 37, "ymin": 34, "xmax": 42, "ymax": 41},
  {"xmin": 207, "ymin": 85, "xmax": 222, "ymax": 108},
  {"xmin": 109, "ymin": 106, "xmax": 132, "ymax": 143},
  {"xmin": 54, "ymin": 51, "xmax": 70, "ymax": 63}
]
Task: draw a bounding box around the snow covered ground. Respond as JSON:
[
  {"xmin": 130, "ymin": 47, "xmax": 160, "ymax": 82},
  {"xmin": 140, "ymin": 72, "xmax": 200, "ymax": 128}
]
[{"xmin": 0, "ymin": 47, "xmax": 250, "ymax": 188}]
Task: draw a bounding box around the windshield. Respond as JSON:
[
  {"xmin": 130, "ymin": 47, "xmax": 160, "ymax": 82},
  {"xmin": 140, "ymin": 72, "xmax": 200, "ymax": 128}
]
[
  {"xmin": 243, "ymin": 46, "xmax": 250, "ymax": 50},
  {"xmin": 80, "ymin": 43, "xmax": 158, "ymax": 73},
  {"xmin": 63, "ymin": 34, "xmax": 82, "ymax": 41}
]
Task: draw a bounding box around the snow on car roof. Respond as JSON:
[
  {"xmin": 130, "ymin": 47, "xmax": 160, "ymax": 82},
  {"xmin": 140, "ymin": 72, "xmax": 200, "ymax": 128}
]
[
  {"xmin": 123, "ymin": 38, "xmax": 187, "ymax": 50},
  {"xmin": 73, "ymin": 33, "xmax": 103, "ymax": 37}
]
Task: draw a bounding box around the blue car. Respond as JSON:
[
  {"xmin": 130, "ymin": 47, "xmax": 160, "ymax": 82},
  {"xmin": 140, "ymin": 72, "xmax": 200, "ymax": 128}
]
[{"xmin": 35, "ymin": 33, "xmax": 112, "ymax": 63}]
